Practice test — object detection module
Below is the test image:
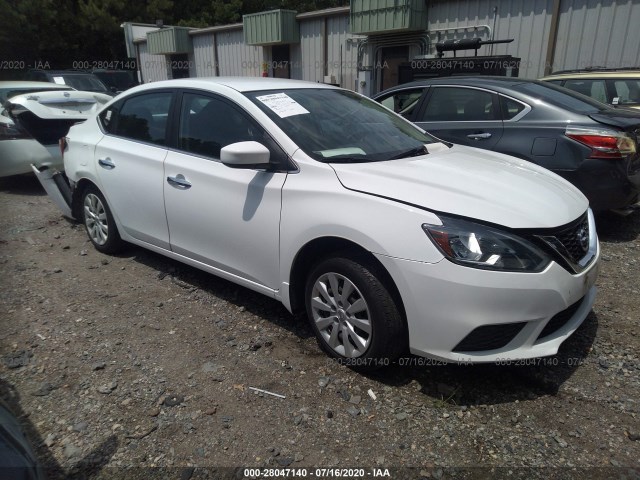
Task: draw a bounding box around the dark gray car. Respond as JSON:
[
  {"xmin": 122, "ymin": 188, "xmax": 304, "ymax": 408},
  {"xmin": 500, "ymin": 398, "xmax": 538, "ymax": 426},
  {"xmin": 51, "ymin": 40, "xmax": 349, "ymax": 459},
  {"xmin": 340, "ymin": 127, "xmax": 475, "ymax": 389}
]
[{"xmin": 374, "ymin": 77, "xmax": 640, "ymax": 211}]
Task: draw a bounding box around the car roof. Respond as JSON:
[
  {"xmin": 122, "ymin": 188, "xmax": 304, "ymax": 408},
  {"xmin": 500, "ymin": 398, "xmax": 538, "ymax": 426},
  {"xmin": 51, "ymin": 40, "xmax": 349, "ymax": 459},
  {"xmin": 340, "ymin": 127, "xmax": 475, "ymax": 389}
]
[
  {"xmin": 540, "ymin": 71, "xmax": 640, "ymax": 80},
  {"xmin": 0, "ymin": 81, "xmax": 73, "ymax": 89},
  {"xmin": 128, "ymin": 77, "xmax": 337, "ymax": 94},
  {"xmin": 375, "ymin": 76, "xmax": 532, "ymax": 96}
]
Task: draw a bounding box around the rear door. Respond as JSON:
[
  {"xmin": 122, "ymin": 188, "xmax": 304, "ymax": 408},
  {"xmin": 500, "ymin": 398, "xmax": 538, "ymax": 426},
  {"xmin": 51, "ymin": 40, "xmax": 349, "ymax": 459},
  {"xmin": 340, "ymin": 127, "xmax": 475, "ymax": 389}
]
[
  {"xmin": 94, "ymin": 90, "xmax": 173, "ymax": 249},
  {"xmin": 413, "ymin": 86, "xmax": 504, "ymax": 149},
  {"xmin": 163, "ymin": 90, "xmax": 287, "ymax": 290}
]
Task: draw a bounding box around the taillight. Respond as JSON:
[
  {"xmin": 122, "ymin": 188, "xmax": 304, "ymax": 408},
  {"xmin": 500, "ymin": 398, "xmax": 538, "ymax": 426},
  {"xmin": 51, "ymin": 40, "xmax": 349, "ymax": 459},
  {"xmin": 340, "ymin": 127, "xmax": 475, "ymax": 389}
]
[
  {"xmin": 566, "ymin": 126, "xmax": 636, "ymax": 159},
  {"xmin": 59, "ymin": 137, "xmax": 68, "ymax": 160},
  {"xmin": 0, "ymin": 120, "xmax": 32, "ymax": 140}
]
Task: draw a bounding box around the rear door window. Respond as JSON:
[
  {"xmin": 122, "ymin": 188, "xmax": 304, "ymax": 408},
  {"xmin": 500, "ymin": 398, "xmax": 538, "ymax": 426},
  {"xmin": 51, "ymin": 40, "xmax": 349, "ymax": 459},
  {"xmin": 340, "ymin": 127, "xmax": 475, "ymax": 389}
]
[
  {"xmin": 419, "ymin": 87, "xmax": 497, "ymax": 122},
  {"xmin": 110, "ymin": 92, "xmax": 172, "ymax": 145}
]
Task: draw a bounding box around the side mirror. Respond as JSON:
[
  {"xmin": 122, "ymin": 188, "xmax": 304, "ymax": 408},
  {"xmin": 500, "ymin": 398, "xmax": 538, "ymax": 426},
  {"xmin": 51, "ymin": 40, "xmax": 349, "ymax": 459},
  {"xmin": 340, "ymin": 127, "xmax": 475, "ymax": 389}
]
[{"xmin": 220, "ymin": 141, "xmax": 270, "ymax": 168}]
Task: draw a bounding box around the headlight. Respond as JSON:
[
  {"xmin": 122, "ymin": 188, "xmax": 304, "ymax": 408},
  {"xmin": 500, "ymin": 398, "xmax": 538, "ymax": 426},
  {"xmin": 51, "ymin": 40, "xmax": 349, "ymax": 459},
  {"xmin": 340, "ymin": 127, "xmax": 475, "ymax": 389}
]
[{"xmin": 422, "ymin": 216, "xmax": 551, "ymax": 272}]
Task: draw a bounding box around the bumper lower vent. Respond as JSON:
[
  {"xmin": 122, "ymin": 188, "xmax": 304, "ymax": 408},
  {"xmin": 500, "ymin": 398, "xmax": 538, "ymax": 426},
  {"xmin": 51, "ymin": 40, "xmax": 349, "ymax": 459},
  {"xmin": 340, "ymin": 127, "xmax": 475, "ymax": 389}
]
[
  {"xmin": 536, "ymin": 297, "xmax": 583, "ymax": 342},
  {"xmin": 453, "ymin": 322, "xmax": 527, "ymax": 353}
]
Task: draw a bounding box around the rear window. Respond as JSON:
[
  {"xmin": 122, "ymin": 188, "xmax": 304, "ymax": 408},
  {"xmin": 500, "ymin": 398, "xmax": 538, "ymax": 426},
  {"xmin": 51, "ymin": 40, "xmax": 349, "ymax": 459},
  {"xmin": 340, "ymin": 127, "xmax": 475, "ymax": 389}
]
[{"xmin": 514, "ymin": 82, "xmax": 609, "ymax": 114}]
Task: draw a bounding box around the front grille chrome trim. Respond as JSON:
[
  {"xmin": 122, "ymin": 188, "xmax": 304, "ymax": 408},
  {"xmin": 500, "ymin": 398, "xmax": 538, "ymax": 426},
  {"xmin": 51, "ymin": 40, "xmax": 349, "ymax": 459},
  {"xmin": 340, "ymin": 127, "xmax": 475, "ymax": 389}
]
[{"xmin": 534, "ymin": 209, "xmax": 598, "ymax": 274}]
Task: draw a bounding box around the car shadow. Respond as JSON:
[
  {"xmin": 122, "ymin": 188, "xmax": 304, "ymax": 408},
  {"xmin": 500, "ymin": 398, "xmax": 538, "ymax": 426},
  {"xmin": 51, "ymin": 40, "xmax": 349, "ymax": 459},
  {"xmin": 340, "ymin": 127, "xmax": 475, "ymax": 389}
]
[
  {"xmin": 119, "ymin": 245, "xmax": 314, "ymax": 340},
  {"xmin": 115, "ymin": 243, "xmax": 598, "ymax": 405},
  {"xmin": 0, "ymin": 174, "xmax": 47, "ymax": 196},
  {"xmin": 365, "ymin": 311, "xmax": 599, "ymax": 406},
  {"xmin": 595, "ymin": 208, "xmax": 640, "ymax": 243},
  {"xmin": 0, "ymin": 378, "xmax": 118, "ymax": 479}
]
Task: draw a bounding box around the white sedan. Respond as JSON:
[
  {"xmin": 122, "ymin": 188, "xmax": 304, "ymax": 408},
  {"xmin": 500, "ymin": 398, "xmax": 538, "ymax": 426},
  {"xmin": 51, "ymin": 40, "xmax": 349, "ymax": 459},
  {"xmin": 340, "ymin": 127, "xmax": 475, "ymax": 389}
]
[
  {"xmin": 0, "ymin": 81, "xmax": 111, "ymax": 177},
  {"xmin": 34, "ymin": 78, "xmax": 600, "ymax": 368}
]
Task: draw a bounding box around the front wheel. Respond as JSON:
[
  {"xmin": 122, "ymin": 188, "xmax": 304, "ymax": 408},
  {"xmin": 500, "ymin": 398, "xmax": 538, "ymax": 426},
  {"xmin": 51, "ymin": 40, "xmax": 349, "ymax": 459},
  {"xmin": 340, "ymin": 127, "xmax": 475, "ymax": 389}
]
[
  {"xmin": 304, "ymin": 256, "xmax": 405, "ymax": 370},
  {"xmin": 81, "ymin": 185, "xmax": 123, "ymax": 254}
]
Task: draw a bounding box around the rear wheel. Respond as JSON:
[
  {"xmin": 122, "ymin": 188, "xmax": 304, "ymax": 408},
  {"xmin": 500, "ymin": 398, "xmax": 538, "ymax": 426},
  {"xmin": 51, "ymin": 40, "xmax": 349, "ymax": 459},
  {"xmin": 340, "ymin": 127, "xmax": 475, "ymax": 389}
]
[
  {"xmin": 305, "ymin": 255, "xmax": 405, "ymax": 370},
  {"xmin": 81, "ymin": 185, "xmax": 123, "ymax": 254}
]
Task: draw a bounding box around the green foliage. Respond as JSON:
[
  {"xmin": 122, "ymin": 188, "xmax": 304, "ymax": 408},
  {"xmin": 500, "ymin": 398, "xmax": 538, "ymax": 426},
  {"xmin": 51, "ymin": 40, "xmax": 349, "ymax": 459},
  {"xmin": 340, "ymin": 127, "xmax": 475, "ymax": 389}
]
[{"xmin": 0, "ymin": 0, "xmax": 348, "ymax": 72}]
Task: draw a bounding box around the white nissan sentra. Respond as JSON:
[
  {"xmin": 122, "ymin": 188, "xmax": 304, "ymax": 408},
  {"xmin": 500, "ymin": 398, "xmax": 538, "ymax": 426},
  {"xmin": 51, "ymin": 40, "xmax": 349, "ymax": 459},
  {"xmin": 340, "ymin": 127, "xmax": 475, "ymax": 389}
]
[{"xmin": 34, "ymin": 78, "xmax": 600, "ymax": 369}]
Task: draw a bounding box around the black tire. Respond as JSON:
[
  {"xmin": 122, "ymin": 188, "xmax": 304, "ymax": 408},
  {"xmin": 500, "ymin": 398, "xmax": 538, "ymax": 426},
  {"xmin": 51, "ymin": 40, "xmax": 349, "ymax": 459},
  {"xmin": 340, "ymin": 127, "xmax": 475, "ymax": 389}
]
[
  {"xmin": 304, "ymin": 255, "xmax": 405, "ymax": 370},
  {"xmin": 80, "ymin": 185, "xmax": 123, "ymax": 254}
]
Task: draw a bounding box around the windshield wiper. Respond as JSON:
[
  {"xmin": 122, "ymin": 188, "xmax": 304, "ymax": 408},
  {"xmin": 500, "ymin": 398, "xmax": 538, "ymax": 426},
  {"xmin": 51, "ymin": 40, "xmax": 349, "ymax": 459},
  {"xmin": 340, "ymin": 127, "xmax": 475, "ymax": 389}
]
[{"xmin": 389, "ymin": 146, "xmax": 427, "ymax": 160}]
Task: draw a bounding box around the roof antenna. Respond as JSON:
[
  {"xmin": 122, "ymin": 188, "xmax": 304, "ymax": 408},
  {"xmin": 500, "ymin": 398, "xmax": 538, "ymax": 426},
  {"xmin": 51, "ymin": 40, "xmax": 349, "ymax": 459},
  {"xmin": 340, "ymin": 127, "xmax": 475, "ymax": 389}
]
[{"xmin": 490, "ymin": 6, "xmax": 498, "ymax": 55}]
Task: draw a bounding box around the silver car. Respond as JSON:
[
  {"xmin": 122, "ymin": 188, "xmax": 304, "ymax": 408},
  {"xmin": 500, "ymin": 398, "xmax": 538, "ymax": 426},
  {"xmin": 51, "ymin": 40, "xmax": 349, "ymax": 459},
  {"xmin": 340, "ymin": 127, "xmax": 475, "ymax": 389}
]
[{"xmin": 0, "ymin": 81, "xmax": 111, "ymax": 177}]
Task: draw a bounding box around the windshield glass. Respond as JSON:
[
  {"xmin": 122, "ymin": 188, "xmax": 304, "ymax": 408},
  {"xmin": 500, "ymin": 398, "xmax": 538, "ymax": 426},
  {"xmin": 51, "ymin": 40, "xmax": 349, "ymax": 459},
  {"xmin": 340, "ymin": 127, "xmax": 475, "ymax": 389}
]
[
  {"xmin": 514, "ymin": 82, "xmax": 611, "ymax": 114},
  {"xmin": 245, "ymin": 88, "xmax": 437, "ymax": 162},
  {"xmin": 93, "ymin": 71, "xmax": 137, "ymax": 91},
  {"xmin": 58, "ymin": 74, "xmax": 109, "ymax": 93}
]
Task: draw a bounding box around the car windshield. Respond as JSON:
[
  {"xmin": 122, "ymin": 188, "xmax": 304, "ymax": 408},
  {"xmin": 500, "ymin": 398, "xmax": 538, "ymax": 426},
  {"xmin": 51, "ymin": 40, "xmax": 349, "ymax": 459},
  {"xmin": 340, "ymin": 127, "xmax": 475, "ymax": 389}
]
[
  {"xmin": 0, "ymin": 86, "xmax": 73, "ymax": 104},
  {"xmin": 245, "ymin": 88, "xmax": 437, "ymax": 162},
  {"xmin": 56, "ymin": 74, "xmax": 109, "ymax": 93},
  {"xmin": 93, "ymin": 71, "xmax": 137, "ymax": 91},
  {"xmin": 514, "ymin": 82, "xmax": 611, "ymax": 114}
]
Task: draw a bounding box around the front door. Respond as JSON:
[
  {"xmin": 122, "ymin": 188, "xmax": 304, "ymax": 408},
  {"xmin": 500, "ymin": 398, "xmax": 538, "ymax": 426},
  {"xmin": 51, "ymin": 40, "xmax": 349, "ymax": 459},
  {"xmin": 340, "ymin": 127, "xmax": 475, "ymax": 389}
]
[{"xmin": 163, "ymin": 91, "xmax": 286, "ymax": 290}]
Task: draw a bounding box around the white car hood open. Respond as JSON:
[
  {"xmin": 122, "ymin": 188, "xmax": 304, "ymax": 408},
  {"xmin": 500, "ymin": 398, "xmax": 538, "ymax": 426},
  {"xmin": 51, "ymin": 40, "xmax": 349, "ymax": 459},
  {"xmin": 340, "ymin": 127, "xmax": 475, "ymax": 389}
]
[
  {"xmin": 7, "ymin": 90, "xmax": 111, "ymax": 120},
  {"xmin": 331, "ymin": 144, "xmax": 588, "ymax": 229}
]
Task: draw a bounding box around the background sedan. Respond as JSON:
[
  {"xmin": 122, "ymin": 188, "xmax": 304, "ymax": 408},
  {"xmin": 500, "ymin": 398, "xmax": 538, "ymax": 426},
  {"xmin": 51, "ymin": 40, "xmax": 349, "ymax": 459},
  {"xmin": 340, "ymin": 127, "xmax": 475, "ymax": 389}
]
[{"xmin": 374, "ymin": 77, "xmax": 640, "ymax": 212}]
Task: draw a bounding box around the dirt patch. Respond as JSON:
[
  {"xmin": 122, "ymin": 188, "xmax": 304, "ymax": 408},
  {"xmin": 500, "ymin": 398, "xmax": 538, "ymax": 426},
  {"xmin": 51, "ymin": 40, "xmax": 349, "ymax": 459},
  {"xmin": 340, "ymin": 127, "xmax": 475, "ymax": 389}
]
[{"xmin": 1, "ymin": 175, "xmax": 639, "ymax": 478}]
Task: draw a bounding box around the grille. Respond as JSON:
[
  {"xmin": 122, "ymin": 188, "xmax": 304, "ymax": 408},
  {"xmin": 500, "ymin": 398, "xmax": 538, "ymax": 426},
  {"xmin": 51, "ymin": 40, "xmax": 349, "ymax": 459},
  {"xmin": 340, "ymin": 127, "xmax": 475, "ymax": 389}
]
[
  {"xmin": 534, "ymin": 212, "xmax": 592, "ymax": 273},
  {"xmin": 536, "ymin": 298, "xmax": 583, "ymax": 342},
  {"xmin": 453, "ymin": 322, "xmax": 527, "ymax": 353},
  {"xmin": 555, "ymin": 215, "xmax": 590, "ymax": 262}
]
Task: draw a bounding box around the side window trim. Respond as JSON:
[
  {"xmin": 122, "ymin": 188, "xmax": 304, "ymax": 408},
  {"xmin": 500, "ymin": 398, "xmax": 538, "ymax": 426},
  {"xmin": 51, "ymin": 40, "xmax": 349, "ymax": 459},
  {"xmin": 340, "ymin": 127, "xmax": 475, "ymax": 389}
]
[
  {"xmin": 98, "ymin": 89, "xmax": 176, "ymax": 148},
  {"xmin": 416, "ymin": 85, "xmax": 502, "ymax": 123}
]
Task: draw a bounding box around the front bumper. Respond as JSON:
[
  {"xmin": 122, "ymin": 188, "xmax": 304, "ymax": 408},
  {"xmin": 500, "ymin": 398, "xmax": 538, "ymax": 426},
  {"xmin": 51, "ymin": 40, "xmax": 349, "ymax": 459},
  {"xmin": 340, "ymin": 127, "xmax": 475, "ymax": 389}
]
[{"xmin": 375, "ymin": 241, "xmax": 600, "ymax": 363}]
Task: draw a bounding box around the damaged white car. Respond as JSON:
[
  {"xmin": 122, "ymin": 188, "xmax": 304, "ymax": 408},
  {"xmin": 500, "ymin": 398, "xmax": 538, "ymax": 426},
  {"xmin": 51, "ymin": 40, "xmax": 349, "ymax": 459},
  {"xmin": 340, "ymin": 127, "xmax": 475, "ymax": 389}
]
[
  {"xmin": 0, "ymin": 81, "xmax": 111, "ymax": 177},
  {"xmin": 34, "ymin": 78, "xmax": 600, "ymax": 369}
]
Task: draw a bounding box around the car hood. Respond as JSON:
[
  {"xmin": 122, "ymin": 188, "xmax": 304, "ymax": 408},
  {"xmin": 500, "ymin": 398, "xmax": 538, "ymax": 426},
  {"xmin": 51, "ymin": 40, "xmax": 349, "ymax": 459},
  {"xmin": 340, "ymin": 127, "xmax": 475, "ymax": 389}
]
[
  {"xmin": 330, "ymin": 145, "xmax": 588, "ymax": 229},
  {"xmin": 6, "ymin": 90, "xmax": 111, "ymax": 120}
]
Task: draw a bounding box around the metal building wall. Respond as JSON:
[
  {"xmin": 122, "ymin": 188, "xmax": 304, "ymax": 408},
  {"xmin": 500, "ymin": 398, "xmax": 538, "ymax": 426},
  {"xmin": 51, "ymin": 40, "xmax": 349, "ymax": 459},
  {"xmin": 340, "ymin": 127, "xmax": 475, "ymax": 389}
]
[
  {"xmin": 216, "ymin": 29, "xmax": 264, "ymax": 77},
  {"xmin": 298, "ymin": 19, "xmax": 324, "ymax": 83},
  {"xmin": 427, "ymin": 0, "xmax": 555, "ymax": 79},
  {"xmin": 290, "ymin": 42, "xmax": 304, "ymax": 80},
  {"xmin": 553, "ymin": 0, "xmax": 640, "ymax": 71},
  {"xmin": 327, "ymin": 15, "xmax": 361, "ymax": 90},
  {"xmin": 137, "ymin": 42, "xmax": 170, "ymax": 82},
  {"xmin": 192, "ymin": 34, "xmax": 218, "ymax": 77}
]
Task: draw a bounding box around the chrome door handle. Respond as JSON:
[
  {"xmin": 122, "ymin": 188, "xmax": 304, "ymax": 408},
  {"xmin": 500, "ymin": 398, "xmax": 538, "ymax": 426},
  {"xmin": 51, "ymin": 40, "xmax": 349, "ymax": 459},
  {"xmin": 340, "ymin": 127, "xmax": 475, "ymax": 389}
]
[
  {"xmin": 98, "ymin": 157, "xmax": 115, "ymax": 169},
  {"xmin": 167, "ymin": 174, "xmax": 192, "ymax": 189},
  {"xmin": 467, "ymin": 133, "xmax": 492, "ymax": 140}
]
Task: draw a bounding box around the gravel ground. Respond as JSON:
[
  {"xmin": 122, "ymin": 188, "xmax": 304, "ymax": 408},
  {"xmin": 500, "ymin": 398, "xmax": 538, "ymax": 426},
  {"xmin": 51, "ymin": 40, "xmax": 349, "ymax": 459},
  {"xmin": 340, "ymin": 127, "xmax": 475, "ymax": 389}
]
[{"xmin": 1, "ymin": 175, "xmax": 639, "ymax": 480}]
